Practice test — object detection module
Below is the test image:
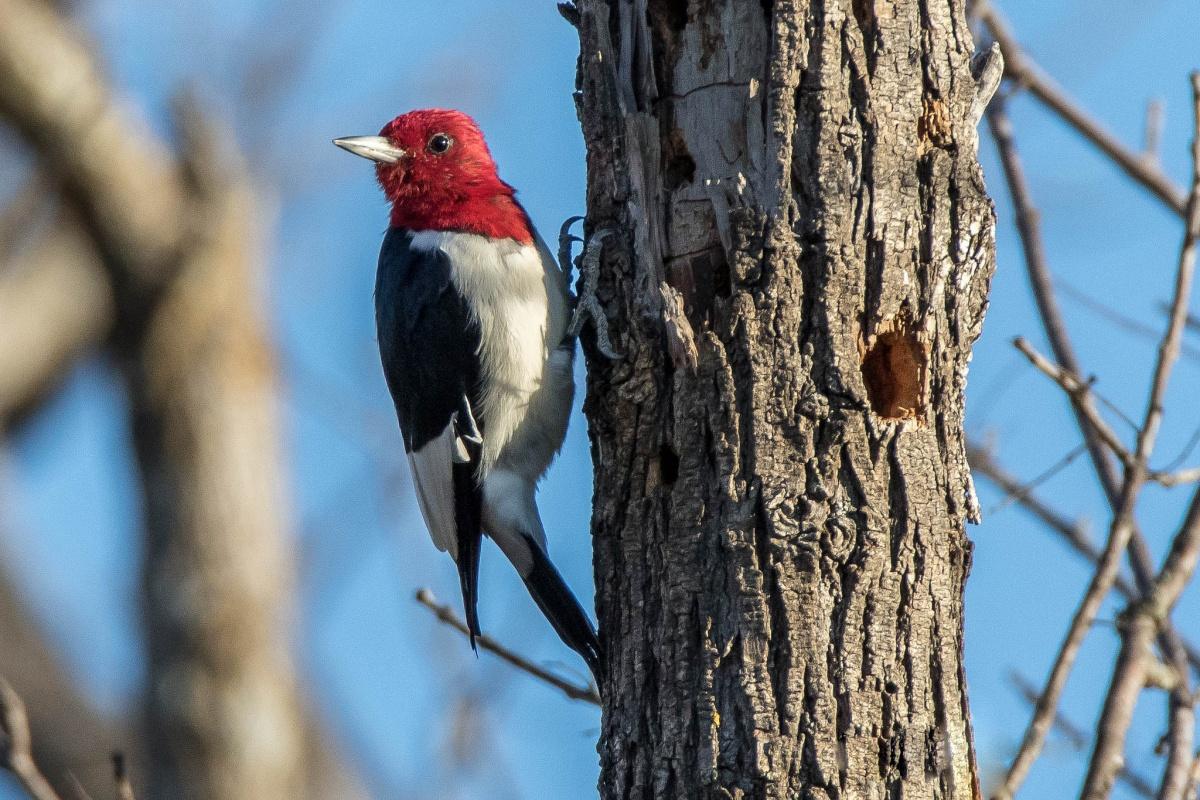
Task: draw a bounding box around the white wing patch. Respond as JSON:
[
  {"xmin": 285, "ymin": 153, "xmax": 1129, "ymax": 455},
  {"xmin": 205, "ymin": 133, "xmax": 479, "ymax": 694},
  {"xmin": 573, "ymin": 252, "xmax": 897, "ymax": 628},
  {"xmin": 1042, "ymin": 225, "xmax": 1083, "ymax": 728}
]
[{"xmin": 408, "ymin": 425, "xmax": 458, "ymax": 557}]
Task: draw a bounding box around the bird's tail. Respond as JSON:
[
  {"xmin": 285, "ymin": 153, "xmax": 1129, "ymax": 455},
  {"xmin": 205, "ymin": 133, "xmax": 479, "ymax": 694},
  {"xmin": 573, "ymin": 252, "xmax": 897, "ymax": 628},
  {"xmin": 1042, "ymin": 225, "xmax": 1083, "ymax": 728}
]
[
  {"xmin": 520, "ymin": 536, "xmax": 603, "ymax": 684},
  {"xmin": 453, "ymin": 460, "xmax": 483, "ymax": 649}
]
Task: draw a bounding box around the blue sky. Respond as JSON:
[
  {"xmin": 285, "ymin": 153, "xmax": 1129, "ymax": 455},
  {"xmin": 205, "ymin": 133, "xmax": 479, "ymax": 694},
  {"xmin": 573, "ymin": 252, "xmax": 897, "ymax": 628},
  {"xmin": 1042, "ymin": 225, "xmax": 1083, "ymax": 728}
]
[{"xmin": 1, "ymin": 2, "xmax": 1198, "ymax": 798}]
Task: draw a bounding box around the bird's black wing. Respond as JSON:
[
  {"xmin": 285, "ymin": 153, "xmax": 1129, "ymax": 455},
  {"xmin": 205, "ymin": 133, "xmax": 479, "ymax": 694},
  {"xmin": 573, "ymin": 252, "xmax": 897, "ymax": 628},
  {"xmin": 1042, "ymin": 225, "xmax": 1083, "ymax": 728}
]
[{"xmin": 375, "ymin": 228, "xmax": 485, "ymax": 642}]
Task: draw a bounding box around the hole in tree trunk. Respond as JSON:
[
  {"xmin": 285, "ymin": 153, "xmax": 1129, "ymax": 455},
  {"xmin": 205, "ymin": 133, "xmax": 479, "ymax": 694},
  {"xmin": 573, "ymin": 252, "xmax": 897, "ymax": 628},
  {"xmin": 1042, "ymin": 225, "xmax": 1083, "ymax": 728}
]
[
  {"xmin": 646, "ymin": 0, "xmax": 688, "ymax": 33},
  {"xmin": 663, "ymin": 129, "xmax": 696, "ymax": 191},
  {"xmin": 658, "ymin": 443, "xmax": 680, "ymax": 486},
  {"xmin": 861, "ymin": 315, "xmax": 927, "ymax": 421}
]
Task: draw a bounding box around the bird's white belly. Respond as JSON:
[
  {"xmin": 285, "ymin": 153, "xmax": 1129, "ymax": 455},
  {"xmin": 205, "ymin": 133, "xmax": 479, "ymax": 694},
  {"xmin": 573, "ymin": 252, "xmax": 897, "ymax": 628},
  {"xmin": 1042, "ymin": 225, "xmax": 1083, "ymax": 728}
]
[{"xmin": 408, "ymin": 228, "xmax": 573, "ymax": 480}]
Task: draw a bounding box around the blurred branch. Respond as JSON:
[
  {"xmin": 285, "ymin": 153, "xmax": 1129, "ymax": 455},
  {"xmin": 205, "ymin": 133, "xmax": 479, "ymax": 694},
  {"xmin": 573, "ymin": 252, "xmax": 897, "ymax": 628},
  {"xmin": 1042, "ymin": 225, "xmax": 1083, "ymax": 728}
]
[
  {"xmin": 986, "ymin": 92, "xmax": 1198, "ymax": 800},
  {"xmin": 415, "ymin": 589, "xmax": 600, "ymax": 706},
  {"xmin": 0, "ymin": 173, "xmax": 51, "ymax": 260},
  {"xmin": 1057, "ymin": 281, "xmax": 1200, "ymax": 364},
  {"xmin": 979, "ymin": 6, "xmax": 1188, "ymax": 216},
  {"xmin": 0, "ymin": 218, "xmax": 113, "ymax": 430},
  {"xmin": 0, "ymin": 562, "xmax": 138, "ymax": 799},
  {"xmin": 969, "ymin": 442, "xmax": 1126, "ymax": 591},
  {"xmin": 0, "ymin": 676, "xmax": 64, "ymax": 800},
  {"xmin": 1012, "ymin": 338, "xmax": 1200, "ymax": 488},
  {"xmin": 1143, "ymin": 99, "xmax": 1165, "ymax": 165},
  {"xmin": 1080, "ymin": 73, "xmax": 1200, "ymax": 800},
  {"xmin": 1007, "ymin": 672, "xmax": 1155, "ymax": 798},
  {"xmin": 0, "ymin": 1, "xmax": 312, "ymax": 797},
  {"xmin": 1183, "ymin": 752, "xmax": 1200, "ymax": 800},
  {"xmin": 0, "ymin": 0, "xmax": 185, "ymax": 300},
  {"xmin": 968, "ymin": 442, "xmax": 1200, "ymax": 674}
]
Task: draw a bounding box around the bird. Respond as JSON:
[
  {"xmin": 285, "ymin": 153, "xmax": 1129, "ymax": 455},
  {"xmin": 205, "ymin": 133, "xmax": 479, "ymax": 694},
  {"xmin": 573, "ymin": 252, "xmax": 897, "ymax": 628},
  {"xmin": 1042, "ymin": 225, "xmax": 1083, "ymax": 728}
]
[{"xmin": 334, "ymin": 109, "xmax": 602, "ymax": 681}]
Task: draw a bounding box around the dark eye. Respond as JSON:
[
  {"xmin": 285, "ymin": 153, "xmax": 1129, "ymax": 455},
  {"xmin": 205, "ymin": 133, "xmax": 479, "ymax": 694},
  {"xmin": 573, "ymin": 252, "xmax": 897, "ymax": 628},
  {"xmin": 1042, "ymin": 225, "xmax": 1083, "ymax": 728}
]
[{"xmin": 427, "ymin": 133, "xmax": 452, "ymax": 154}]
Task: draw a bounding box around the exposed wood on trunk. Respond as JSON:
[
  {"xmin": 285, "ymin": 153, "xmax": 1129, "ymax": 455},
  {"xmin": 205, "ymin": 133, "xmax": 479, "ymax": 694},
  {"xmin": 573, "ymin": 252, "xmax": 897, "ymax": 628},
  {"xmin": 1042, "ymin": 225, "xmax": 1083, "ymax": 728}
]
[{"xmin": 571, "ymin": 0, "xmax": 995, "ymax": 796}]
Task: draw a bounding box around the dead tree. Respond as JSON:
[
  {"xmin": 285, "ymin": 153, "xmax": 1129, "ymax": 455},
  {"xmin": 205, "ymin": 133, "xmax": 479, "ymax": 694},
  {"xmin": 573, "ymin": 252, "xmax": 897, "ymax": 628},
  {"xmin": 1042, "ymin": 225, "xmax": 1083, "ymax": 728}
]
[{"xmin": 568, "ymin": 0, "xmax": 997, "ymax": 796}]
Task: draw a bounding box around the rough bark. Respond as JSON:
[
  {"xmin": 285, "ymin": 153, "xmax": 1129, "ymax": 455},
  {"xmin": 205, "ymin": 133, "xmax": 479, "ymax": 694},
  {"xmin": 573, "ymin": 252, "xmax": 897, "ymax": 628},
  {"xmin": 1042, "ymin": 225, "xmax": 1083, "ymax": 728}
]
[{"xmin": 572, "ymin": 1, "xmax": 994, "ymax": 798}]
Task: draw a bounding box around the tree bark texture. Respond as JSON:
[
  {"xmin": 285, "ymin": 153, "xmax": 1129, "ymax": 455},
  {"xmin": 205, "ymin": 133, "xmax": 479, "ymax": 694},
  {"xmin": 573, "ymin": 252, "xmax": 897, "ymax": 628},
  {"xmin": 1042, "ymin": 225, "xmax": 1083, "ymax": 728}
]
[{"xmin": 573, "ymin": 1, "xmax": 995, "ymax": 798}]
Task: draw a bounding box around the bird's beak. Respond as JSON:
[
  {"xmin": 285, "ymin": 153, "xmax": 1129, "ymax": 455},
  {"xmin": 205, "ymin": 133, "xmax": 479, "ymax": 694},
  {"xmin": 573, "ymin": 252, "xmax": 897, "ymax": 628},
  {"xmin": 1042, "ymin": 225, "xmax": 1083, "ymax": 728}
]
[{"xmin": 333, "ymin": 135, "xmax": 407, "ymax": 165}]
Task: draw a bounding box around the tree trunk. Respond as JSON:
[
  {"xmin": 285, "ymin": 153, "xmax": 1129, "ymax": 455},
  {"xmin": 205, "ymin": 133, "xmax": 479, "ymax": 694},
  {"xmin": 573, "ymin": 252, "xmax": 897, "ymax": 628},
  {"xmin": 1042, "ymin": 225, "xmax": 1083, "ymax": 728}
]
[
  {"xmin": 573, "ymin": 1, "xmax": 995, "ymax": 798},
  {"xmin": 123, "ymin": 132, "xmax": 305, "ymax": 800}
]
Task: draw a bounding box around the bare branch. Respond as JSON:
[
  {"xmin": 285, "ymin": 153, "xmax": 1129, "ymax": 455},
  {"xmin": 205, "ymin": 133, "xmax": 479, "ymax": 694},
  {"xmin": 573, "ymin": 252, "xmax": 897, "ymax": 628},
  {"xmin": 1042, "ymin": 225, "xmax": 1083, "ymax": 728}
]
[
  {"xmin": 1011, "ymin": 337, "xmax": 1132, "ymax": 466},
  {"xmin": 969, "ymin": 443, "xmax": 1200, "ymax": 674},
  {"xmin": 1008, "ymin": 671, "xmax": 1087, "ymax": 750},
  {"xmin": 980, "ymin": 6, "xmax": 1188, "ymax": 216},
  {"xmin": 1008, "ymin": 672, "xmax": 1156, "ymax": 798},
  {"xmin": 1144, "ymin": 99, "xmax": 1165, "ymax": 165},
  {"xmin": 0, "ymin": 219, "xmax": 113, "ymax": 430},
  {"xmin": 1182, "ymin": 751, "xmax": 1200, "ymax": 800},
  {"xmin": 987, "ymin": 81, "xmax": 1200, "ymax": 708},
  {"xmin": 985, "ymin": 86, "xmax": 1200, "ymax": 798},
  {"xmin": 0, "ymin": 677, "xmax": 64, "ymax": 800},
  {"xmin": 1158, "ymin": 692, "xmax": 1196, "ymax": 800},
  {"xmin": 0, "ymin": 172, "xmax": 51, "ymax": 259},
  {"xmin": 1011, "ymin": 338, "xmax": 1200, "ymax": 488},
  {"xmin": 1079, "ymin": 72, "xmax": 1200, "ymax": 800},
  {"xmin": 0, "ymin": 0, "xmax": 186, "ymax": 294},
  {"xmin": 0, "ymin": 2, "xmax": 316, "ymax": 796},
  {"xmin": 415, "ymin": 589, "xmax": 600, "ymax": 706}
]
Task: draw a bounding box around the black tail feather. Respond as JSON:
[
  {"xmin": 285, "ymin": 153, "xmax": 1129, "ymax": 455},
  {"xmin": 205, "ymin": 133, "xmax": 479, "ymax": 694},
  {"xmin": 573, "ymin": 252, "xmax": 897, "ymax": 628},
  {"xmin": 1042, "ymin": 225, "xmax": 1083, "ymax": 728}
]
[
  {"xmin": 521, "ymin": 537, "xmax": 603, "ymax": 684},
  {"xmin": 453, "ymin": 460, "xmax": 483, "ymax": 650}
]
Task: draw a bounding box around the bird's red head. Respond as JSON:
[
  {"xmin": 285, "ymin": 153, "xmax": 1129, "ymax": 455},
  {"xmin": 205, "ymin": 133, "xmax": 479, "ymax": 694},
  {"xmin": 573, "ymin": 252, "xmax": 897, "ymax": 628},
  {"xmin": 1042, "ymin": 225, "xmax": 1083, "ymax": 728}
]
[{"xmin": 336, "ymin": 109, "xmax": 533, "ymax": 245}]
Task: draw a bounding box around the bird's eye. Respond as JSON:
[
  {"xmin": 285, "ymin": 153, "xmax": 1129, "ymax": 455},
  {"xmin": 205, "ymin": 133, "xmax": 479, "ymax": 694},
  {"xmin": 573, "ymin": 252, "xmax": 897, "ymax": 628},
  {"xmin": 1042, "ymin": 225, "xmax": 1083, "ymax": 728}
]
[{"xmin": 427, "ymin": 133, "xmax": 452, "ymax": 154}]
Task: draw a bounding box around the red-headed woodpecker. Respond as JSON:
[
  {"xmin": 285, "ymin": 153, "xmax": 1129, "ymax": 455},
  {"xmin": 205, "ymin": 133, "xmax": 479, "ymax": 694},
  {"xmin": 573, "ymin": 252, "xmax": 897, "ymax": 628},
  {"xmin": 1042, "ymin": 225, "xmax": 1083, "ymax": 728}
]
[{"xmin": 335, "ymin": 110, "xmax": 601, "ymax": 680}]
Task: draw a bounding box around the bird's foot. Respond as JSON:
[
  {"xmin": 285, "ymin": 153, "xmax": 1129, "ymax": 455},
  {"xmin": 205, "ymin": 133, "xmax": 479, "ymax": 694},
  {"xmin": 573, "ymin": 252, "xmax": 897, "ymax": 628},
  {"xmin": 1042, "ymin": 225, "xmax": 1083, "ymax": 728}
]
[
  {"xmin": 559, "ymin": 218, "xmax": 620, "ymax": 359},
  {"xmin": 557, "ymin": 216, "xmax": 584, "ymax": 278}
]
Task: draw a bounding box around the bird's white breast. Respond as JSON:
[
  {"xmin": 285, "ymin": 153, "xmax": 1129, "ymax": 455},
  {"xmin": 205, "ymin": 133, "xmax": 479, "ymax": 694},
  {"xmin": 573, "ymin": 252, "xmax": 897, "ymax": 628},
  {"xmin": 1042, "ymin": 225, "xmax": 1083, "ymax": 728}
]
[{"xmin": 407, "ymin": 230, "xmax": 572, "ymax": 478}]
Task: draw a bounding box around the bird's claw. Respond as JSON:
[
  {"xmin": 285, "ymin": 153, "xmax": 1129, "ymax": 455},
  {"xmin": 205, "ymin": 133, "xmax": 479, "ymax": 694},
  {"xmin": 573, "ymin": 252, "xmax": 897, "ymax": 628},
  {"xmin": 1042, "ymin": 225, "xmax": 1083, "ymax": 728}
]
[
  {"xmin": 558, "ymin": 216, "xmax": 585, "ymax": 280},
  {"xmin": 559, "ymin": 221, "xmax": 620, "ymax": 360}
]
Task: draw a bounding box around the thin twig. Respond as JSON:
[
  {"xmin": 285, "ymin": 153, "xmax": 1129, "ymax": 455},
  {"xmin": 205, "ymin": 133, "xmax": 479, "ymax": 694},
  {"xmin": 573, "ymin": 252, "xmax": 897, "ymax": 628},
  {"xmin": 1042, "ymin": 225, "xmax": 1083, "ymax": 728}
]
[
  {"xmin": 988, "ymin": 89, "xmax": 1200, "ymax": 701},
  {"xmin": 64, "ymin": 774, "xmax": 94, "ymax": 800},
  {"xmin": 1012, "ymin": 337, "xmax": 1132, "ymax": 465},
  {"xmin": 985, "ymin": 441, "xmax": 1087, "ymax": 516},
  {"xmin": 1012, "ymin": 338, "xmax": 1200, "ymax": 488},
  {"xmin": 414, "ymin": 589, "xmax": 600, "ymax": 706},
  {"xmin": 989, "ymin": 85, "xmax": 1198, "ymax": 796},
  {"xmin": 1144, "ymin": 99, "xmax": 1165, "ymax": 165},
  {"xmin": 0, "ymin": 677, "xmax": 64, "ymax": 800},
  {"xmin": 970, "ymin": 442, "xmax": 1129, "ymax": 592},
  {"xmin": 1057, "ymin": 281, "xmax": 1200, "ymax": 365},
  {"xmin": 1008, "ymin": 671, "xmax": 1087, "ymax": 750},
  {"xmin": 980, "ymin": 6, "xmax": 1188, "ymax": 216},
  {"xmin": 969, "ymin": 442, "xmax": 1200, "ymax": 674},
  {"xmin": 1007, "ymin": 672, "xmax": 1156, "ymax": 798},
  {"xmin": 1079, "ymin": 73, "xmax": 1200, "ymax": 800}
]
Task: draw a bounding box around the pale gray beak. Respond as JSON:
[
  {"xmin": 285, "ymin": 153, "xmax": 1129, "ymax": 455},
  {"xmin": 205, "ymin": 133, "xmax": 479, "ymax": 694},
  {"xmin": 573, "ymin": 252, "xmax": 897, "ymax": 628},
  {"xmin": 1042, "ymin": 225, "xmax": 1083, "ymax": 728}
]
[{"xmin": 333, "ymin": 135, "xmax": 407, "ymax": 164}]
